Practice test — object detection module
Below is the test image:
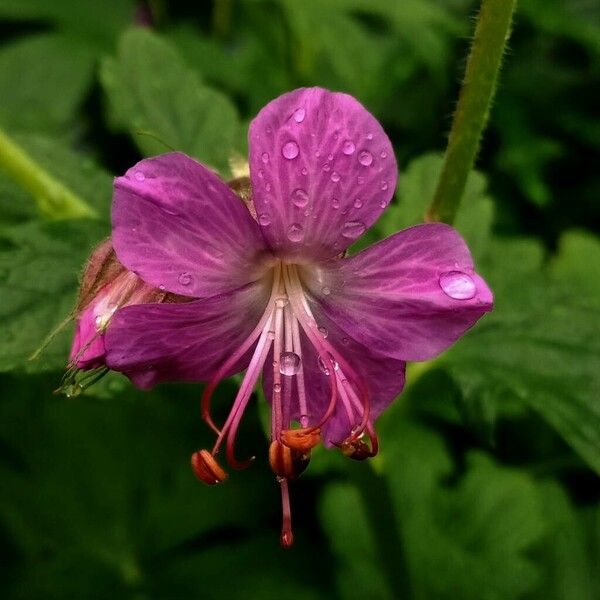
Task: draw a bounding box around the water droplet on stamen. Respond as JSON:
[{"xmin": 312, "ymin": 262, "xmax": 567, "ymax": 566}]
[
  {"xmin": 293, "ymin": 107, "xmax": 306, "ymax": 123},
  {"xmin": 291, "ymin": 188, "xmax": 309, "ymax": 208},
  {"xmin": 134, "ymin": 171, "xmax": 145, "ymax": 181},
  {"xmin": 259, "ymin": 213, "xmax": 271, "ymax": 226},
  {"xmin": 178, "ymin": 272, "xmax": 192, "ymax": 286},
  {"xmin": 274, "ymin": 383, "xmax": 282, "ymax": 393},
  {"xmin": 358, "ymin": 150, "xmax": 373, "ymax": 166},
  {"xmin": 261, "ymin": 152, "xmax": 270, "ymax": 164},
  {"xmin": 282, "ymin": 141, "xmax": 299, "ymax": 160},
  {"xmin": 317, "ymin": 355, "xmax": 331, "ymax": 375},
  {"xmin": 287, "ymin": 223, "xmax": 304, "ymax": 242},
  {"xmin": 300, "ymin": 414, "xmax": 309, "ymax": 427},
  {"xmin": 321, "ymin": 286, "xmax": 331, "ymax": 295},
  {"xmin": 280, "ymin": 352, "xmax": 301, "ymax": 376},
  {"xmin": 341, "ymin": 220, "xmax": 366, "ymax": 239},
  {"xmin": 331, "ymin": 171, "xmax": 340, "ymax": 183},
  {"xmin": 317, "ymin": 326, "xmax": 328, "ymax": 338},
  {"xmin": 342, "ymin": 140, "xmax": 356, "ymax": 155},
  {"xmin": 439, "ymin": 271, "xmax": 476, "ymax": 300}
]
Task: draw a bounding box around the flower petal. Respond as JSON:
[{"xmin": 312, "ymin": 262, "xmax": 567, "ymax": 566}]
[
  {"xmin": 262, "ymin": 315, "xmax": 406, "ymax": 446},
  {"xmin": 69, "ymin": 303, "xmax": 106, "ymax": 369},
  {"xmin": 249, "ymin": 87, "xmax": 397, "ymax": 262},
  {"xmin": 303, "ymin": 223, "xmax": 493, "ymax": 361},
  {"xmin": 105, "ymin": 280, "xmax": 271, "ymax": 389},
  {"xmin": 112, "ymin": 152, "xmax": 270, "ymax": 298}
]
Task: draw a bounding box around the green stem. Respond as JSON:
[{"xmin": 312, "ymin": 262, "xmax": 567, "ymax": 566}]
[
  {"xmin": 426, "ymin": 0, "xmax": 517, "ymax": 224},
  {"xmin": 0, "ymin": 128, "xmax": 96, "ymax": 219}
]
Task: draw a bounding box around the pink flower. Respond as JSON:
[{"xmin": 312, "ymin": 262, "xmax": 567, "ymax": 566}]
[{"xmin": 103, "ymin": 87, "xmax": 493, "ymax": 546}]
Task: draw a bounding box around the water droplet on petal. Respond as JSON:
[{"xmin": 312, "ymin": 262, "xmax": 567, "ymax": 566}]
[
  {"xmin": 366, "ymin": 132, "xmax": 373, "ymax": 140},
  {"xmin": 358, "ymin": 150, "xmax": 373, "ymax": 166},
  {"xmin": 258, "ymin": 169, "xmax": 264, "ymax": 178},
  {"xmin": 327, "ymin": 153, "xmax": 334, "ymax": 161},
  {"xmin": 332, "ymin": 197, "xmax": 340, "ymax": 209},
  {"xmin": 259, "ymin": 213, "xmax": 271, "ymax": 226},
  {"xmin": 282, "ymin": 141, "xmax": 299, "ymax": 159},
  {"xmin": 134, "ymin": 171, "xmax": 145, "ymax": 181},
  {"xmin": 342, "ymin": 140, "xmax": 356, "ymax": 155},
  {"xmin": 293, "ymin": 107, "xmax": 306, "ymax": 123},
  {"xmin": 331, "ymin": 171, "xmax": 340, "ymax": 183},
  {"xmin": 380, "ymin": 200, "xmax": 388, "ymax": 208},
  {"xmin": 287, "ymin": 223, "xmax": 304, "ymax": 242},
  {"xmin": 159, "ymin": 284, "xmax": 166, "ymax": 291},
  {"xmin": 261, "ymin": 152, "xmax": 270, "ymax": 164},
  {"xmin": 341, "ymin": 220, "xmax": 366, "ymax": 239},
  {"xmin": 321, "ymin": 286, "xmax": 331, "ymax": 296},
  {"xmin": 322, "ymin": 162, "xmax": 331, "ymax": 172},
  {"xmin": 265, "ymin": 182, "xmax": 272, "ymax": 192},
  {"xmin": 380, "ymin": 150, "xmax": 388, "ymax": 159},
  {"xmin": 291, "ymin": 188, "xmax": 309, "ymax": 208},
  {"xmin": 357, "ymin": 176, "xmax": 365, "ymax": 185},
  {"xmin": 380, "ymin": 181, "xmax": 388, "ymax": 190},
  {"xmin": 353, "ymin": 198, "xmax": 363, "ymax": 208},
  {"xmin": 317, "ymin": 326, "xmax": 328, "ymax": 338},
  {"xmin": 178, "ymin": 272, "xmax": 192, "ymax": 286},
  {"xmin": 280, "ymin": 352, "xmax": 301, "ymax": 376},
  {"xmin": 301, "ymin": 168, "xmax": 308, "ymax": 175},
  {"xmin": 439, "ymin": 271, "xmax": 476, "ymax": 300}
]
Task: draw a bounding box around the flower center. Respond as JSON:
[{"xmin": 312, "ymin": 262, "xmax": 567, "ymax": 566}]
[{"xmin": 192, "ymin": 261, "xmax": 377, "ymax": 548}]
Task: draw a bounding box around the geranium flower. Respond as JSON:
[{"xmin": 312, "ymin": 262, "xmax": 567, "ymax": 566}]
[{"xmin": 101, "ymin": 87, "xmax": 493, "ymax": 546}]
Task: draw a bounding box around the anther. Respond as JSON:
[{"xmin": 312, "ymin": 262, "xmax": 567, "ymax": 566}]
[
  {"xmin": 279, "ymin": 427, "xmax": 321, "ymax": 452},
  {"xmin": 269, "ymin": 440, "xmax": 310, "ymax": 480},
  {"xmin": 339, "ymin": 437, "xmax": 375, "ymax": 461},
  {"xmin": 191, "ymin": 449, "xmax": 228, "ymax": 485}
]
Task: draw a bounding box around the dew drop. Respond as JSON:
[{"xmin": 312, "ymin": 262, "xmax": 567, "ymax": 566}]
[
  {"xmin": 380, "ymin": 150, "xmax": 388, "ymax": 159},
  {"xmin": 159, "ymin": 284, "xmax": 166, "ymax": 291},
  {"xmin": 291, "ymin": 188, "xmax": 309, "ymax": 208},
  {"xmin": 265, "ymin": 182, "xmax": 272, "ymax": 192},
  {"xmin": 300, "ymin": 414, "xmax": 309, "ymax": 427},
  {"xmin": 282, "ymin": 141, "xmax": 299, "ymax": 160},
  {"xmin": 332, "ymin": 197, "xmax": 340, "ymax": 209},
  {"xmin": 178, "ymin": 272, "xmax": 192, "ymax": 286},
  {"xmin": 317, "ymin": 326, "xmax": 328, "ymax": 338},
  {"xmin": 259, "ymin": 213, "xmax": 271, "ymax": 226},
  {"xmin": 258, "ymin": 169, "xmax": 264, "ymax": 178},
  {"xmin": 358, "ymin": 150, "xmax": 373, "ymax": 166},
  {"xmin": 327, "ymin": 153, "xmax": 334, "ymax": 161},
  {"xmin": 274, "ymin": 383, "xmax": 282, "ymax": 393},
  {"xmin": 321, "ymin": 286, "xmax": 331, "ymax": 296},
  {"xmin": 280, "ymin": 352, "xmax": 301, "ymax": 376},
  {"xmin": 380, "ymin": 181, "xmax": 388, "ymax": 191},
  {"xmin": 380, "ymin": 200, "xmax": 388, "ymax": 208},
  {"xmin": 287, "ymin": 223, "xmax": 304, "ymax": 242},
  {"xmin": 342, "ymin": 140, "xmax": 356, "ymax": 155},
  {"xmin": 322, "ymin": 162, "xmax": 331, "ymax": 172},
  {"xmin": 317, "ymin": 355, "xmax": 330, "ymax": 376},
  {"xmin": 341, "ymin": 220, "xmax": 366, "ymax": 239},
  {"xmin": 133, "ymin": 171, "xmax": 145, "ymax": 181},
  {"xmin": 331, "ymin": 171, "xmax": 341, "ymax": 183},
  {"xmin": 439, "ymin": 271, "xmax": 476, "ymax": 300},
  {"xmin": 353, "ymin": 198, "xmax": 363, "ymax": 209},
  {"xmin": 366, "ymin": 132, "xmax": 373, "ymax": 140},
  {"xmin": 301, "ymin": 167, "xmax": 308, "ymax": 175},
  {"xmin": 261, "ymin": 152, "xmax": 269, "ymax": 164},
  {"xmin": 293, "ymin": 107, "xmax": 306, "ymax": 123},
  {"xmin": 275, "ymin": 296, "xmax": 289, "ymax": 308}
]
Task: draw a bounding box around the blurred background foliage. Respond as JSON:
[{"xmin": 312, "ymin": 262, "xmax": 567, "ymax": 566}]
[{"xmin": 0, "ymin": 0, "xmax": 598, "ymax": 598}]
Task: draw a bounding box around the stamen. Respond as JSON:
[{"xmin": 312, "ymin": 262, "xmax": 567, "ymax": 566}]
[
  {"xmin": 269, "ymin": 440, "xmax": 310, "ymax": 480},
  {"xmin": 191, "ymin": 449, "xmax": 228, "ymax": 484}
]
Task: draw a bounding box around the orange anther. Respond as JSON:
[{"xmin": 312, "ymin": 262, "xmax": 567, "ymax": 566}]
[{"xmin": 191, "ymin": 449, "xmax": 228, "ymax": 485}]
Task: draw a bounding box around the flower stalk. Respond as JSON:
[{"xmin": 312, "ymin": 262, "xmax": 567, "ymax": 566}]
[
  {"xmin": 426, "ymin": 0, "xmax": 517, "ymax": 224},
  {"xmin": 0, "ymin": 127, "xmax": 96, "ymax": 219}
]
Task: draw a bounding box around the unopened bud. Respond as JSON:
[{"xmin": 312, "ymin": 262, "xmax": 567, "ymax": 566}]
[{"xmin": 191, "ymin": 449, "xmax": 228, "ymax": 485}]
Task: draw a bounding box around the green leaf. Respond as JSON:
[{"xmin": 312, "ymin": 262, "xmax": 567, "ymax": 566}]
[
  {"xmin": 0, "ymin": 219, "xmax": 108, "ymax": 372},
  {"xmin": 100, "ymin": 28, "xmax": 241, "ymax": 175},
  {"xmin": 0, "ymin": 34, "xmax": 94, "ymax": 135},
  {"xmin": 440, "ymin": 233, "xmax": 600, "ymax": 474},
  {"xmin": 320, "ymin": 420, "xmax": 545, "ymax": 600}
]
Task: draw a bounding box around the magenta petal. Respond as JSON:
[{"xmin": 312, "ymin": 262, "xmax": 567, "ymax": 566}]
[
  {"xmin": 104, "ymin": 281, "xmax": 271, "ymax": 389},
  {"xmin": 262, "ymin": 315, "xmax": 406, "ymax": 446},
  {"xmin": 304, "ymin": 223, "xmax": 494, "ymax": 362},
  {"xmin": 112, "ymin": 152, "xmax": 269, "ymax": 298},
  {"xmin": 249, "ymin": 87, "xmax": 397, "ymax": 261}
]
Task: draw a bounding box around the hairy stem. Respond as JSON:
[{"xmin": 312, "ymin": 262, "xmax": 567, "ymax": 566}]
[
  {"xmin": 426, "ymin": 0, "xmax": 517, "ymax": 224},
  {"xmin": 0, "ymin": 128, "xmax": 96, "ymax": 219}
]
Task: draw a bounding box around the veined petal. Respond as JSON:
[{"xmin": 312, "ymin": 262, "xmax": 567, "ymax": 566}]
[
  {"xmin": 302, "ymin": 223, "xmax": 493, "ymax": 361},
  {"xmin": 105, "ymin": 279, "xmax": 271, "ymax": 389},
  {"xmin": 112, "ymin": 152, "xmax": 270, "ymax": 298},
  {"xmin": 248, "ymin": 87, "xmax": 397, "ymax": 262}
]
